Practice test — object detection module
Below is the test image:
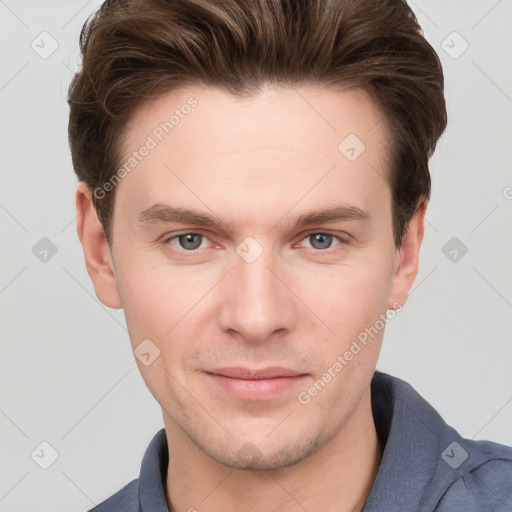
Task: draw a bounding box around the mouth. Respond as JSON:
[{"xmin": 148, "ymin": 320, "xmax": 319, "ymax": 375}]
[{"xmin": 204, "ymin": 366, "xmax": 309, "ymax": 400}]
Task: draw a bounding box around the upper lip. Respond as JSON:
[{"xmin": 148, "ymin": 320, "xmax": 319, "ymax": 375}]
[{"xmin": 207, "ymin": 367, "xmax": 304, "ymax": 380}]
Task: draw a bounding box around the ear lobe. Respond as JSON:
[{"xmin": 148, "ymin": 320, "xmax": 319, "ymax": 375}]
[
  {"xmin": 75, "ymin": 183, "xmax": 122, "ymax": 309},
  {"xmin": 388, "ymin": 202, "xmax": 426, "ymax": 309}
]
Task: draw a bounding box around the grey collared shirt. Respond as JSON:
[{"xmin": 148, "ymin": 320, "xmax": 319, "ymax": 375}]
[{"xmin": 87, "ymin": 370, "xmax": 512, "ymax": 511}]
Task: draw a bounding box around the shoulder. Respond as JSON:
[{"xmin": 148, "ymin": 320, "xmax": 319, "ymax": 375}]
[
  {"xmin": 435, "ymin": 439, "xmax": 512, "ymax": 511},
  {"xmin": 86, "ymin": 479, "xmax": 139, "ymax": 512}
]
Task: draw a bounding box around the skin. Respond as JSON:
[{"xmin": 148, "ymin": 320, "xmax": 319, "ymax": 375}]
[{"xmin": 76, "ymin": 84, "xmax": 425, "ymax": 512}]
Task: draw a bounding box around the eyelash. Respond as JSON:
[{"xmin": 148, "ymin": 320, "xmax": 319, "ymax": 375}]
[{"xmin": 161, "ymin": 231, "xmax": 349, "ymax": 257}]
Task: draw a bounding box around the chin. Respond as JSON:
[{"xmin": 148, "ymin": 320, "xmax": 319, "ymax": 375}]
[{"xmin": 198, "ymin": 431, "xmax": 325, "ymax": 471}]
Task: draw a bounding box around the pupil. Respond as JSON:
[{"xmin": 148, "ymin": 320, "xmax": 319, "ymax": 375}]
[
  {"xmin": 180, "ymin": 234, "xmax": 201, "ymax": 250},
  {"xmin": 178, "ymin": 234, "xmax": 332, "ymax": 251},
  {"xmin": 312, "ymin": 233, "xmax": 331, "ymax": 249}
]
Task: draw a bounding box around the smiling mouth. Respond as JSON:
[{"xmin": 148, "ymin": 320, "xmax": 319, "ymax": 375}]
[{"xmin": 204, "ymin": 366, "xmax": 309, "ymax": 400}]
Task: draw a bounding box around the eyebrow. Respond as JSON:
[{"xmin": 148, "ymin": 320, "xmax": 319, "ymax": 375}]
[{"xmin": 136, "ymin": 203, "xmax": 371, "ymax": 231}]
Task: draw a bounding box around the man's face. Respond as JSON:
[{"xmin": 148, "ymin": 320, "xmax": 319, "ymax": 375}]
[{"xmin": 90, "ymin": 85, "xmax": 412, "ymax": 469}]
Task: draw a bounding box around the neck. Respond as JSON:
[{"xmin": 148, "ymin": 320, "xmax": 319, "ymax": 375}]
[{"xmin": 164, "ymin": 387, "xmax": 382, "ymax": 512}]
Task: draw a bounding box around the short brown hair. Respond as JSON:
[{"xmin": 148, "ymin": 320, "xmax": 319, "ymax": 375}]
[{"xmin": 68, "ymin": 0, "xmax": 447, "ymax": 247}]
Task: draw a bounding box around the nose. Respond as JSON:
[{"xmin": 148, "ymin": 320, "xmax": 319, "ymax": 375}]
[{"xmin": 218, "ymin": 248, "xmax": 297, "ymax": 344}]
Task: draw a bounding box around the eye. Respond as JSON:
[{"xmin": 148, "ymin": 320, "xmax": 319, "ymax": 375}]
[
  {"xmin": 299, "ymin": 232, "xmax": 346, "ymax": 251},
  {"xmin": 165, "ymin": 232, "xmax": 210, "ymax": 251},
  {"xmin": 161, "ymin": 230, "xmax": 348, "ymax": 257}
]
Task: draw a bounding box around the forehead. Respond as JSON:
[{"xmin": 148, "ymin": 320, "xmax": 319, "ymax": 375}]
[
  {"xmin": 115, "ymin": 84, "xmax": 390, "ymax": 227},
  {"xmin": 123, "ymin": 83, "xmax": 386, "ymax": 156}
]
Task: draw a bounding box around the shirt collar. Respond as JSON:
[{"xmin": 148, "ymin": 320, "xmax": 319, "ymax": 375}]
[
  {"xmin": 136, "ymin": 370, "xmax": 482, "ymax": 511},
  {"xmin": 363, "ymin": 370, "xmax": 489, "ymax": 511},
  {"xmin": 138, "ymin": 425, "xmax": 169, "ymax": 512}
]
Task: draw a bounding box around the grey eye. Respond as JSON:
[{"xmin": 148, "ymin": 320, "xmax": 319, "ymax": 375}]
[
  {"xmin": 309, "ymin": 233, "xmax": 333, "ymax": 250},
  {"xmin": 178, "ymin": 233, "xmax": 204, "ymax": 250}
]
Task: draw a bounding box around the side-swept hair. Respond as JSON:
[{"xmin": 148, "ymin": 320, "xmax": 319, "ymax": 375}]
[{"xmin": 68, "ymin": 0, "xmax": 447, "ymax": 246}]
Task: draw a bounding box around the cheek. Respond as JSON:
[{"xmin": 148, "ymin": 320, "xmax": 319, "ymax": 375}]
[
  {"xmin": 115, "ymin": 235, "xmax": 395, "ymax": 350},
  {"xmin": 115, "ymin": 265, "xmax": 202, "ymax": 401},
  {"xmin": 294, "ymin": 255, "xmax": 395, "ymax": 342},
  {"xmin": 114, "ymin": 258, "xmax": 189, "ymax": 345},
  {"xmin": 115, "ymin": 254, "xmax": 223, "ymax": 363}
]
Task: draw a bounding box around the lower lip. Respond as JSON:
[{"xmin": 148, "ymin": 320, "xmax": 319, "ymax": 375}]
[{"xmin": 205, "ymin": 373, "xmax": 309, "ymax": 401}]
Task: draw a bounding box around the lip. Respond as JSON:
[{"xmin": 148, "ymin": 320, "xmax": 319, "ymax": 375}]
[
  {"xmin": 209, "ymin": 366, "xmax": 303, "ymax": 379},
  {"xmin": 204, "ymin": 367, "xmax": 309, "ymax": 400}
]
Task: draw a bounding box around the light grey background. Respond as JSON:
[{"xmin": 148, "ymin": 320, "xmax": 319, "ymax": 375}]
[{"xmin": 1, "ymin": 1, "xmax": 511, "ymax": 510}]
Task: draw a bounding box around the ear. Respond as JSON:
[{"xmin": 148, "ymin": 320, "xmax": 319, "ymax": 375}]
[
  {"xmin": 75, "ymin": 182, "xmax": 122, "ymax": 309},
  {"xmin": 388, "ymin": 202, "xmax": 426, "ymax": 309}
]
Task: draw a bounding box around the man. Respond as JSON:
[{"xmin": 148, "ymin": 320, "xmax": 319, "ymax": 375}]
[{"xmin": 68, "ymin": 0, "xmax": 512, "ymax": 510}]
